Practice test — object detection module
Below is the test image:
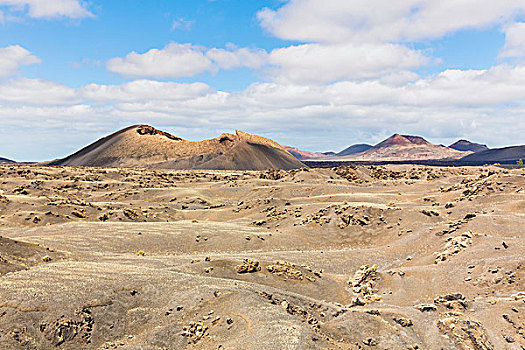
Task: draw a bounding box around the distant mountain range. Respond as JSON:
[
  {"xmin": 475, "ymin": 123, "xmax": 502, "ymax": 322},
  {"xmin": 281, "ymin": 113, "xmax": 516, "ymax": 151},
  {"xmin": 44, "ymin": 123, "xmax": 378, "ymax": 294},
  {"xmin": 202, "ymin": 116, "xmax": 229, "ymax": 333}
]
[
  {"xmin": 327, "ymin": 134, "xmax": 466, "ymax": 161},
  {"xmin": 286, "ymin": 134, "xmax": 525, "ymax": 165},
  {"xmin": 3, "ymin": 126, "xmax": 524, "ymax": 169}
]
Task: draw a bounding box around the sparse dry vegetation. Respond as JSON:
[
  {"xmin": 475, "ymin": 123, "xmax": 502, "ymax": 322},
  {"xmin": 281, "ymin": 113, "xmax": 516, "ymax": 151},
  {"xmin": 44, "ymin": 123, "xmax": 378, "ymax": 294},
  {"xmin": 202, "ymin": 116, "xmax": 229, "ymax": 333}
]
[{"xmin": 0, "ymin": 163, "xmax": 523, "ymax": 349}]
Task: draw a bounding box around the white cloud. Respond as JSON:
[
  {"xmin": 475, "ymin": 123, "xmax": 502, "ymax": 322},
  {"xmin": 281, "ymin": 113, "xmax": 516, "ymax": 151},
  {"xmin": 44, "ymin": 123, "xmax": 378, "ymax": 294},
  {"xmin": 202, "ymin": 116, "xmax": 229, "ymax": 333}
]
[
  {"xmin": 3, "ymin": 61, "xmax": 525, "ymax": 161},
  {"xmin": 322, "ymin": 64, "xmax": 525, "ymax": 107},
  {"xmin": 258, "ymin": 0, "xmax": 525, "ymax": 43},
  {"xmin": 80, "ymin": 80, "xmax": 211, "ymax": 102},
  {"xmin": 25, "ymin": 63, "xmax": 525, "ymax": 110},
  {"xmin": 500, "ymin": 22, "xmax": 525, "ymax": 57},
  {"xmin": 4, "ymin": 2, "xmax": 525, "ymax": 161},
  {"xmin": 0, "ymin": 0, "xmax": 92, "ymax": 19},
  {"xmin": 108, "ymin": 43, "xmax": 270, "ymax": 79},
  {"xmin": 107, "ymin": 41, "xmax": 427, "ymax": 84},
  {"xmin": 171, "ymin": 17, "xmax": 194, "ymax": 31},
  {"xmin": 268, "ymin": 43, "xmax": 430, "ymax": 83},
  {"xmin": 206, "ymin": 45, "xmax": 268, "ymax": 70},
  {"xmin": 0, "ymin": 78, "xmax": 212, "ymax": 106},
  {"xmin": 107, "ymin": 43, "xmax": 215, "ymax": 79},
  {"xmin": 106, "ymin": 2, "xmax": 525, "ymax": 84},
  {"xmin": 0, "ymin": 78, "xmax": 77, "ymax": 104},
  {"xmin": 0, "ymin": 45, "xmax": 41, "ymax": 78}
]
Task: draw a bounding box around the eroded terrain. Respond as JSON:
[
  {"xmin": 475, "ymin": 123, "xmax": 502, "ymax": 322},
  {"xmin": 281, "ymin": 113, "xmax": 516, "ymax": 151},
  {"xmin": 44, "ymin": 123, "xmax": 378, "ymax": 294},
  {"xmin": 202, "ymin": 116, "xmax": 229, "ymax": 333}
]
[{"xmin": 0, "ymin": 164, "xmax": 524, "ymax": 349}]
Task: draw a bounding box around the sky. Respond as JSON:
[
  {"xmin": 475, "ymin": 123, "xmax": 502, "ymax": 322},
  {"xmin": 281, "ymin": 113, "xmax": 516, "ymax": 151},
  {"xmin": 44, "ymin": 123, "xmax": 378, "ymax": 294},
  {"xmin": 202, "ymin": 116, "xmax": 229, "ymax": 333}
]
[{"xmin": 1, "ymin": 0, "xmax": 525, "ymax": 161}]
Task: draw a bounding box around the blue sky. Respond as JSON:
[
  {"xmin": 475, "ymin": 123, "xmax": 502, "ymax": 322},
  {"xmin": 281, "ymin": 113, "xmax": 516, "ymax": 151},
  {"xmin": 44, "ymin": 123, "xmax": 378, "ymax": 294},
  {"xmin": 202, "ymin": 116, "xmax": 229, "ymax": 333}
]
[
  {"xmin": 1, "ymin": 1, "xmax": 508, "ymax": 87},
  {"xmin": 1, "ymin": 0, "xmax": 525, "ymax": 161},
  {"xmin": 2, "ymin": 0, "xmax": 286, "ymax": 89}
]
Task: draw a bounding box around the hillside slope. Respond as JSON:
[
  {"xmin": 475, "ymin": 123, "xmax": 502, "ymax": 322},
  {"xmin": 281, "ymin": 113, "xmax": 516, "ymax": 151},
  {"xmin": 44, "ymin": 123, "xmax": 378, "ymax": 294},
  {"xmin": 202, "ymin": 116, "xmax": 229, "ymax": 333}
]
[
  {"xmin": 282, "ymin": 145, "xmax": 330, "ymax": 160},
  {"xmin": 332, "ymin": 134, "xmax": 468, "ymax": 161},
  {"xmin": 336, "ymin": 144, "xmax": 373, "ymax": 156},
  {"xmin": 48, "ymin": 125, "xmax": 305, "ymax": 170},
  {"xmin": 449, "ymin": 140, "xmax": 489, "ymax": 153},
  {"xmin": 0, "ymin": 157, "xmax": 15, "ymax": 164},
  {"xmin": 459, "ymin": 145, "xmax": 525, "ymax": 164}
]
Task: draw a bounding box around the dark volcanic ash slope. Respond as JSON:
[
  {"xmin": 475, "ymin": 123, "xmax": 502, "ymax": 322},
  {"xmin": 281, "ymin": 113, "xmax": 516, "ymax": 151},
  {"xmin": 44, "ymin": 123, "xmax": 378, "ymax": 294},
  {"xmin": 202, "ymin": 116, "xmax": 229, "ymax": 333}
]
[
  {"xmin": 336, "ymin": 144, "xmax": 373, "ymax": 156},
  {"xmin": 449, "ymin": 140, "xmax": 489, "ymax": 153},
  {"xmin": 0, "ymin": 157, "xmax": 15, "ymax": 164},
  {"xmin": 48, "ymin": 125, "xmax": 305, "ymax": 170},
  {"xmin": 459, "ymin": 145, "xmax": 525, "ymax": 164}
]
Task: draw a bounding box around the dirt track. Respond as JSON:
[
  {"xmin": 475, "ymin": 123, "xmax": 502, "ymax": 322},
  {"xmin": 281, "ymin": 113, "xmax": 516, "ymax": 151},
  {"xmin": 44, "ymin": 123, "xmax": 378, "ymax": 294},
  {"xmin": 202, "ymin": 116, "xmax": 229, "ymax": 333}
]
[{"xmin": 0, "ymin": 164, "xmax": 523, "ymax": 349}]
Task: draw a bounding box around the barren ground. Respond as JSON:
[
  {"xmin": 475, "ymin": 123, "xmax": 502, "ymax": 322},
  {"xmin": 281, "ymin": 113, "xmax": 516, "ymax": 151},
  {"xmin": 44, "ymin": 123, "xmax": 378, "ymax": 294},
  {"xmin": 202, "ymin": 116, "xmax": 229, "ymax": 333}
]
[{"xmin": 0, "ymin": 164, "xmax": 523, "ymax": 349}]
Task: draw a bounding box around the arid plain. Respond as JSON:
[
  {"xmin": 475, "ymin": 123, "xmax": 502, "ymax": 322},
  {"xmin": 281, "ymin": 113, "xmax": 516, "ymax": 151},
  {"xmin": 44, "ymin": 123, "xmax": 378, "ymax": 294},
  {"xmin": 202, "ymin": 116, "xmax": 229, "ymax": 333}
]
[{"xmin": 0, "ymin": 164, "xmax": 524, "ymax": 349}]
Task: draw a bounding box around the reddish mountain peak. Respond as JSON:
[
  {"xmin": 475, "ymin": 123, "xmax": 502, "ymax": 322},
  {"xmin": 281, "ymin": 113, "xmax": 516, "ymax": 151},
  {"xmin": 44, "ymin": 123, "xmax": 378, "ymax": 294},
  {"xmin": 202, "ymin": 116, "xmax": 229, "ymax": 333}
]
[
  {"xmin": 402, "ymin": 135, "xmax": 430, "ymax": 145},
  {"xmin": 335, "ymin": 133, "xmax": 467, "ymax": 161},
  {"xmin": 374, "ymin": 134, "xmax": 430, "ymax": 148},
  {"xmin": 375, "ymin": 134, "xmax": 410, "ymax": 147}
]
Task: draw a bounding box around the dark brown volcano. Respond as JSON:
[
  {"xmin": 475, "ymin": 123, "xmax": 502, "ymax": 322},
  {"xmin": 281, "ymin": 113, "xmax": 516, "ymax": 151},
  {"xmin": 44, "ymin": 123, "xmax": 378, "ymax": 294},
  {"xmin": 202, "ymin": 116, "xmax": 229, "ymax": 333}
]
[
  {"xmin": 47, "ymin": 125, "xmax": 305, "ymax": 170},
  {"xmin": 449, "ymin": 139, "xmax": 489, "ymax": 153}
]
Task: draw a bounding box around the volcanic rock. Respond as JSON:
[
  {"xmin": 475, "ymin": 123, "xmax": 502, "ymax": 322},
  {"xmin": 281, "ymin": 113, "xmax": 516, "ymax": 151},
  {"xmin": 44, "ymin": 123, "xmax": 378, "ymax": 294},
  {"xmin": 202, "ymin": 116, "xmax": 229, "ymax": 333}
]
[
  {"xmin": 48, "ymin": 125, "xmax": 305, "ymax": 170},
  {"xmin": 459, "ymin": 145, "xmax": 525, "ymax": 164},
  {"xmin": 336, "ymin": 144, "xmax": 373, "ymax": 156},
  {"xmin": 328, "ymin": 134, "xmax": 468, "ymax": 161},
  {"xmin": 0, "ymin": 157, "xmax": 15, "ymax": 164},
  {"xmin": 449, "ymin": 139, "xmax": 489, "ymax": 153},
  {"xmin": 282, "ymin": 145, "xmax": 329, "ymax": 160}
]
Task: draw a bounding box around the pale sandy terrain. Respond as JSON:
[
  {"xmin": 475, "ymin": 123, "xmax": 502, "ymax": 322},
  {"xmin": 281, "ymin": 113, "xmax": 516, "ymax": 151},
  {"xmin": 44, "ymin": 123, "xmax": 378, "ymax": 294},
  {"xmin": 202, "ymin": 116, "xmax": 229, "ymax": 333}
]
[{"xmin": 0, "ymin": 164, "xmax": 524, "ymax": 349}]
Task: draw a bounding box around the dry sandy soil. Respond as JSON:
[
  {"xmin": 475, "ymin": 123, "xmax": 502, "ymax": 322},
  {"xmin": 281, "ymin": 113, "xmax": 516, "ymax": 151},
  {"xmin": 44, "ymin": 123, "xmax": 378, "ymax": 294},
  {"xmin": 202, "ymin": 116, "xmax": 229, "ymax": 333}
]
[{"xmin": 0, "ymin": 164, "xmax": 524, "ymax": 349}]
